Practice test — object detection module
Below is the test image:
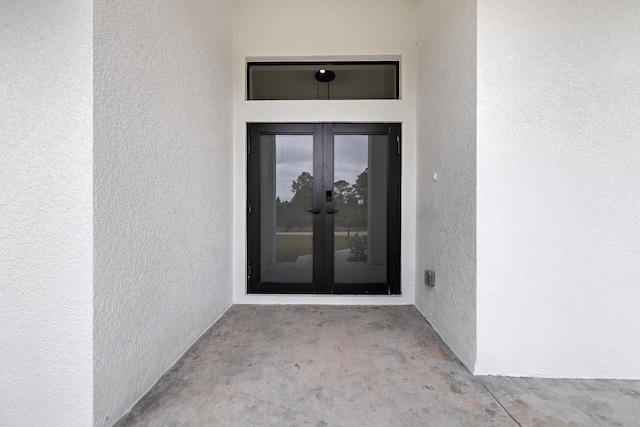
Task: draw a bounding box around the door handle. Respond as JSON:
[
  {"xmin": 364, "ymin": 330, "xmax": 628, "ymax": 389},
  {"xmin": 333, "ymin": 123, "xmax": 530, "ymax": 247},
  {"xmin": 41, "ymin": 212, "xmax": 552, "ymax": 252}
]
[
  {"xmin": 326, "ymin": 209, "xmax": 339, "ymax": 214},
  {"xmin": 307, "ymin": 208, "xmax": 321, "ymax": 214}
]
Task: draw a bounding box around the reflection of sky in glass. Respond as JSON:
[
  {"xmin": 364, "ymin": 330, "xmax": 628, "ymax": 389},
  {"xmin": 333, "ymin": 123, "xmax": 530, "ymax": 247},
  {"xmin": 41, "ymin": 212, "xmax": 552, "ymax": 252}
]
[
  {"xmin": 334, "ymin": 135, "xmax": 368, "ymax": 185},
  {"xmin": 276, "ymin": 136, "xmax": 313, "ymax": 202},
  {"xmin": 275, "ymin": 135, "xmax": 369, "ymax": 201}
]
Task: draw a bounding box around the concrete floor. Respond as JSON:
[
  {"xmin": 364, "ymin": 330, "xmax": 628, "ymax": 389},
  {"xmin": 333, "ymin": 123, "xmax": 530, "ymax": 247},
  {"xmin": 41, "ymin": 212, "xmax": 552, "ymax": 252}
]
[{"xmin": 115, "ymin": 305, "xmax": 640, "ymax": 426}]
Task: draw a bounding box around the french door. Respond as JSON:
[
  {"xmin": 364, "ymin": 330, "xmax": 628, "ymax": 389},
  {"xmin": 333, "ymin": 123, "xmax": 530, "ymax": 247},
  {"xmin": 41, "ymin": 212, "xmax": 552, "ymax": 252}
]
[{"xmin": 247, "ymin": 123, "xmax": 401, "ymax": 294}]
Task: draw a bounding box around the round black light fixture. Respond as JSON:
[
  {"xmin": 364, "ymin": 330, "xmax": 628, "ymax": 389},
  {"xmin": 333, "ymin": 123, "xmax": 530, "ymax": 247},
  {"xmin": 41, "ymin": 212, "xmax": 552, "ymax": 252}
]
[{"xmin": 315, "ymin": 69, "xmax": 336, "ymax": 82}]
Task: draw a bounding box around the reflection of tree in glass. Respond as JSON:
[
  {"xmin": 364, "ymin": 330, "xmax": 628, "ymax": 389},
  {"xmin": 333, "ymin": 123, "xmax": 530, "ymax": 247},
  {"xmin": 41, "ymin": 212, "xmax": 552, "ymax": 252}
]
[
  {"xmin": 276, "ymin": 168, "xmax": 369, "ymax": 233},
  {"xmin": 334, "ymin": 179, "xmax": 356, "ymax": 233},
  {"xmin": 276, "ymin": 172, "xmax": 313, "ymax": 231},
  {"xmin": 346, "ymin": 233, "xmax": 367, "ymax": 261},
  {"xmin": 290, "ymin": 171, "xmax": 313, "ymax": 207},
  {"xmin": 335, "ymin": 168, "xmax": 368, "ymax": 233},
  {"xmin": 353, "ymin": 168, "xmax": 368, "ymax": 207}
]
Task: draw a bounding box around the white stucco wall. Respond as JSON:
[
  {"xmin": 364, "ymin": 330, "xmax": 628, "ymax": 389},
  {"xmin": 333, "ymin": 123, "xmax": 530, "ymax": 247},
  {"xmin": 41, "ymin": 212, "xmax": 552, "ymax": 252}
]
[
  {"xmin": 0, "ymin": 2, "xmax": 94, "ymax": 426},
  {"xmin": 476, "ymin": 0, "xmax": 640, "ymax": 378},
  {"xmin": 415, "ymin": 0, "xmax": 477, "ymax": 370},
  {"xmin": 93, "ymin": 1, "xmax": 235, "ymax": 425},
  {"xmin": 233, "ymin": 0, "xmax": 418, "ymax": 305}
]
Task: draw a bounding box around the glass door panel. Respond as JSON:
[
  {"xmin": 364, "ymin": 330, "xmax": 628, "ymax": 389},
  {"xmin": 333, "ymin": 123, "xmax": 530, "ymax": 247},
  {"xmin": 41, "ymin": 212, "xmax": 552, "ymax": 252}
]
[
  {"xmin": 333, "ymin": 135, "xmax": 387, "ymax": 284},
  {"xmin": 259, "ymin": 134, "xmax": 314, "ymax": 284}
]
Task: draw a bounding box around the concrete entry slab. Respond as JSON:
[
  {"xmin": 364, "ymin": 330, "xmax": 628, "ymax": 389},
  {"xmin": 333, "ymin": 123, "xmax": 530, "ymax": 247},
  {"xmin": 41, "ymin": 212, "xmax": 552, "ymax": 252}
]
[
  {"xmin": 115, "ymin": 306, "xmax": 640, "ymax": 426},
  {"xmin": 480, "ymin": 375, "xmax": 640, "ymax": 426}
]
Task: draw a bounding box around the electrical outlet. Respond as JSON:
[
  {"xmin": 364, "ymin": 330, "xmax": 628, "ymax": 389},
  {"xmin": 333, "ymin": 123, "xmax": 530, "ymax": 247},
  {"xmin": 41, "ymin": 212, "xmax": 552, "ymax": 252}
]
[{"xmin": 424, "ymin": 270, "xmax": 435, "ymax": 287}]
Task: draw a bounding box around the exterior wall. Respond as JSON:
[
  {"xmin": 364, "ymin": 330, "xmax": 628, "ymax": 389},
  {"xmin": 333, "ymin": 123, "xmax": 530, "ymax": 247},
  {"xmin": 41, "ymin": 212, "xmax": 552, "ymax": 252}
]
[
  {"xmin": 476, "ymin": 0, "xmax": 640, "ymax": 378},
  {"xmin": 93, "ymin": 1, "xmax": 235, "ymax": 425},
  {"xmin": 415, "ymin": 0, "xmax": 477, "ymax": 370},
  {"xmin": 233, "ymin": 0, "xmax": 418, "ymax": 305},
  {"xmin": 0, "ymin": 1, "xmax": 94, "ymax": 425}
]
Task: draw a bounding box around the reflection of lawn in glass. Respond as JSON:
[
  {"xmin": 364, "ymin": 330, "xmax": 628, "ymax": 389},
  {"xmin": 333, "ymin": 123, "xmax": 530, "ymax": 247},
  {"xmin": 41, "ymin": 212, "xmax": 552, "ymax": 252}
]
[{"xmin": 276, "ymin": 235, "xmax": 350, "ymax": 262}]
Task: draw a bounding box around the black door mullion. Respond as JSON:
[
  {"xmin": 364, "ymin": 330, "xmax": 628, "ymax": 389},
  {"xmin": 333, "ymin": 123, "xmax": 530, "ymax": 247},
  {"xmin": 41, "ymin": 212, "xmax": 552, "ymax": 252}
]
[
  {"xmin": 322, "ymin": 123, "xmax": 335, "ymax": 293},
  {"xmin": 312, "ymin": 124, "xmax": 324, "ymax": 292}
]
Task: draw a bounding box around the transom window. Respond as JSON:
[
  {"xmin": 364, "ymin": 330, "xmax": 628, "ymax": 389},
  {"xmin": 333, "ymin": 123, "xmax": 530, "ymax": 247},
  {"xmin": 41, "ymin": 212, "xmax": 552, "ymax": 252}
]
[{"xmin": 247, "ymin": 61, "xmax": 400, "ymax": 101}]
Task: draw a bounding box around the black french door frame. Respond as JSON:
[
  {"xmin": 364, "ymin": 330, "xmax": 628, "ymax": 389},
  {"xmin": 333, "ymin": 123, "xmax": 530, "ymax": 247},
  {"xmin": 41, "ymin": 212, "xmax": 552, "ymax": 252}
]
[{"xmin": 247, "ymin": 123, "xmax": 401, "ymax": 295}]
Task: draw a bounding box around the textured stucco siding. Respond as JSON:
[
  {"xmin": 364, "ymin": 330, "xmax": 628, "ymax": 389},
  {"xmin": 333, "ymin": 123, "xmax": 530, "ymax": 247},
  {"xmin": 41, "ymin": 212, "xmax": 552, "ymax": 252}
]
[
  {"xmin": 0, "ymin": 1, "xmax": 94, "ymax": 425},
  {"xmin": 93, "ymin": 1, "xmax": 235, "ymax": 425},
  {"xmin": 476, "ymin": 0, "xmax": 640, "ymax": 378},
  {"xmin": 415, "ymin": 0, "xmax": 477, "ymax": 370}
]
